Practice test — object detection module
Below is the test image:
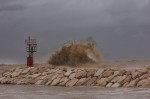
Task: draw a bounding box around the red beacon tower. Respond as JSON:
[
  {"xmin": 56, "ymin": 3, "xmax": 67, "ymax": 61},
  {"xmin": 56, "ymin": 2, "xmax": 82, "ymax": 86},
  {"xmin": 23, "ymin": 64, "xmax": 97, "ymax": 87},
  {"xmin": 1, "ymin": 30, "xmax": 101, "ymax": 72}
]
[{"xmin": 25, "ymin": 36, "xmax": 37, "ymax": 67}]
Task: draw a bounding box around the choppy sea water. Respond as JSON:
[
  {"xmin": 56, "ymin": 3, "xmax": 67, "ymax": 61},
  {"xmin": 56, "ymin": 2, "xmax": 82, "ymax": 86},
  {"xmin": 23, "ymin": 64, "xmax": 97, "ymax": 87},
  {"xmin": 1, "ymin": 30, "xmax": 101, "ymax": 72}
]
[{"xmin": 0, "ymin": 85, "xmax": 150, "ymax": 99}]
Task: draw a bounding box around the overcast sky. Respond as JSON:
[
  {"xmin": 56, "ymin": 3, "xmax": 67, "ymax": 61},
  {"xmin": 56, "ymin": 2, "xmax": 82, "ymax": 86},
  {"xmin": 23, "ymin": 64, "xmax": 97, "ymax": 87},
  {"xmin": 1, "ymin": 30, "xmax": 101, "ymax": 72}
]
[{"xmin": 0, "ymin": 0, "xmax": 150, "ymax": 64}]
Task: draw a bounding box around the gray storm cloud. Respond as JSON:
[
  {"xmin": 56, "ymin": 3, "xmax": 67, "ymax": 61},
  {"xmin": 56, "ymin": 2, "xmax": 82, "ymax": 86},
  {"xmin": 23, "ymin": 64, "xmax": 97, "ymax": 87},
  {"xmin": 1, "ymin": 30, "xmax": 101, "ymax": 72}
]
[{"xmin": 0, "ymin": 0, "xmax": 150, "ymax": 64}]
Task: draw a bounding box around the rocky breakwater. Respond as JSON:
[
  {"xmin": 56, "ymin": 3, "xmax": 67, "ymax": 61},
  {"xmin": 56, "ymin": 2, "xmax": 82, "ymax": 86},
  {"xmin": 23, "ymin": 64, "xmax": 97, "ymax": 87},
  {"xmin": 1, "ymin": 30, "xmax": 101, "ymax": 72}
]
[{"xmin": 0, "ymin": 66, "xmax": 150, "ymax": 87}]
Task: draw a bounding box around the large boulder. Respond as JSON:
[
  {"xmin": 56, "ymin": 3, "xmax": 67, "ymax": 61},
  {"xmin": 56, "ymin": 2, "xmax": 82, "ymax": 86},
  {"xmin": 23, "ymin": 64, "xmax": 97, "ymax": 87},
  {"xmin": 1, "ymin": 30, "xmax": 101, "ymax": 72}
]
[
  {"xmin": 85, "ymin": 77, "xmax": 97, "ymax": 86},
  {"xmin": 57, "ymin": 73, "xmax": 64, "ymax": 78},
  {"xmin": 113, "ymin": 71, "xmax": 120, "ymax": 77},
  {"xmin": 51, "ymin": 74, "xmax": 59, "ymax": 81},
  {"xmin": 97, "ymin": 78, "xmax": 107, "ymax": 86},
  {"xmin": 30, "ymin": 67, "xmax": 39, "ymax": 74},
  {"xmin": 45, "ymin": 74, "xmax": 59, "ymax": 86},
  {"xmin": 64, "ymin": 69, "xmax": 72, "ymax": 77},
  {"xmin": 3, "ymin": 71, "xmax": 11, "ymax": 77},
  {"xmin": 127, "ymin": 78, "xmax": 139, "ymax": 87},
  {"xmin": 47, "ymin": 69, "xmax": 58, "ymax": 74},
  {"xmin": 75, "ymin": 71, "xmax": 84, "ymax": 78},
  {"xmin": 122, "ymin": 75, "xmax": 132, "ymax": 84},
  {"xmin": 0, "ymin": 77, "xmax": 6, "ymax": 82},
  {"xmin": 75, "ymin": 70, "xmax": 87, "ymax": 78},
  {"xmin": 35, "ymin": 76, "xmax": 48, "ymax": 85},
  {"xmin": 38, "ymin": 67, "xmax": 47, "ymax": 73},
  {"xmin": 118, "ymin": 70, "xmax": 126, "ymax": 76},
  {"xmin": 137, "ymin": 69, "xmax": 148, "ymax": 76},
  {"xmin": 94, "ymin": 69, "xmax": 104, "ymax": 77},
  {"xmin": 103, "ymin": 70, "xmax": 113, "ymax": 77},
  {"xmin": 111, "ymin": 76, "xmax": 121, "ymax": 83},
  {"xmin": 137, "ymin": 78, "xmax": 150, "ymax": 87},
  {"xmin": 125, "ymin": 71, "xmax": 131, "ymax": 76},
  {"xmin": 76, "ymin": 78, "xmax": 87, "ymax": 86},
  {"xmin": 0, "ymin": 77, "xmax": 12, "ymax": 84},
  {"xmin": 51, "ymin": 77, "xmax": 61, "ymax": 86},
  {"xmin": 139, "ymin": 74, "xmax": 149, "ymax": 80},
  {"xmin": 81, "ymin": 70, "xmax": 87, "ymax": 78},
  {"xmin": 123, "ymin": 82, "xmax": 129, "ymax": 87},
  {"xmin": 66, "ymin": 78, "xmax": 78, "ymax": 87},
  {"xmin": 69, "ymin": 73, "xmax": 76, "ymax": 79},
  {"xmin": 45, "ymin": 80, "xmax": 53, "ymax": 86},
  {"xmin": 17, "ymin": 79, "xmax": 25, "ymax": 85},
  {"xmin": 87, "ymin": 69, "xmax": 96, "ymax": 77},
  {"xmin": 117, "ymin": 75, "xmax": 127, "ymax": 84},
  {"xmin": 59, "ymin": 77, "xmax": 69, "ymax": 86},
  {"xmin": 107, "ymin": 75, "xmax": 115, "ymax": 82},
  {"xmin": 131, "ymin": 72, "xmax": 139, "ymax": 79},
  {"xmin": 22, "ymin": 78, "xmax": 33, "ymax": 84},
  {"xmin": 111, "ymin": 83, "xmax": 121, "ymax": 87},
  {"xmin": 106, "ymin": 83, "xmax": 113, "ymax": 87},
  {"xmin": 22, "ymin": 67, "xmax": 31, "ymax": 74},
  {"xmin": 27, "ymin": 73, "xmax": 41, "ymax": 79},
  {"xmin": 11, "ymin": 68, "xmax": 23, "ymax": 78},
  {"xmin": 35, "ymin": 80, "xmax": 43, "ymax": 85}
]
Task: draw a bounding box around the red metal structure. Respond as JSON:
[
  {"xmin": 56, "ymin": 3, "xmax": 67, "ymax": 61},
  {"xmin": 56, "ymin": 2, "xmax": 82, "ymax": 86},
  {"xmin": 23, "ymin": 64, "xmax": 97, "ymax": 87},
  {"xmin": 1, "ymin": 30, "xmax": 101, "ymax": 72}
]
[{"xmin": 25, "ymin": 36, "xmax": 37, "ymax": 67}]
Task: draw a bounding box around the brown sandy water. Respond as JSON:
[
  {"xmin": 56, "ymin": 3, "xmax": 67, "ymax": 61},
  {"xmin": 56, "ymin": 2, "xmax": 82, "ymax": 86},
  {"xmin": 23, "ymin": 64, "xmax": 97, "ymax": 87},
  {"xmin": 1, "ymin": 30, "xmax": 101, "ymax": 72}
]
[{"xmin": 0, "ymin": 85, "xmax": 150, "ymax": 99}]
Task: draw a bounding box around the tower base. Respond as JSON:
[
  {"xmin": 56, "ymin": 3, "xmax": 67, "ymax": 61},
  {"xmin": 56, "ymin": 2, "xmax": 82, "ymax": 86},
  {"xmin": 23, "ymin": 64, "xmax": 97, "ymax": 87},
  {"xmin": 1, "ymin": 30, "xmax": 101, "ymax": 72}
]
[{"xmin": 27, "ymin": 57, "xmax": 33, "ymax": 67}]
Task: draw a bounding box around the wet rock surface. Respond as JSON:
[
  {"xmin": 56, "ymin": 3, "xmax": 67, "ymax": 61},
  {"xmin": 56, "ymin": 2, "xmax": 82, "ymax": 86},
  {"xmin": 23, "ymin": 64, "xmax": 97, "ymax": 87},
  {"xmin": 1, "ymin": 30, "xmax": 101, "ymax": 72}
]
[{"xmin": 0, "ymin": 66, "xmax": 150, "ymax": 87}]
